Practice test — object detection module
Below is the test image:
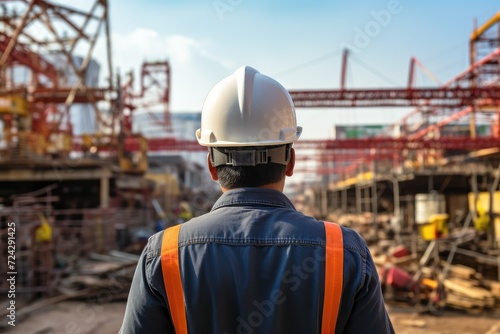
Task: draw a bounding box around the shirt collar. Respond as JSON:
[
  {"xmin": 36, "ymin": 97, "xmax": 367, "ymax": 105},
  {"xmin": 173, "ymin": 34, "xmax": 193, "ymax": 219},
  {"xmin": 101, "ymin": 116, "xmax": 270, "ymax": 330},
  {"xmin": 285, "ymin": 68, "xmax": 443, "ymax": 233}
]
[{"xmin": 211, "ymin": 188, "xmax": 296, "ymax": 211}]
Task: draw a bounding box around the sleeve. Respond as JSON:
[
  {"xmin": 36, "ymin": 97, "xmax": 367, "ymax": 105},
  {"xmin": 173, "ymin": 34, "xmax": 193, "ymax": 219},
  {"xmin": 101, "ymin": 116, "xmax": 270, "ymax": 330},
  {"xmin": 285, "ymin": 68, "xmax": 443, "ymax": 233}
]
[
  {"xmin": 119, "ymin": 238, "xmax": 175, "ymax": 334},
  {"xmin": 342, "ymin": 242, "xmax": 395, "ymax": 334}
]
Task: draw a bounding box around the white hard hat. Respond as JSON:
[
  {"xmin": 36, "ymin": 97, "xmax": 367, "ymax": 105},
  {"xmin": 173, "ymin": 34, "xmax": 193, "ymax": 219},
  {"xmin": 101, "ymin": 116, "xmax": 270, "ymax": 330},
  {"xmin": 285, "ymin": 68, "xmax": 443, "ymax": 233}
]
[{"xmin": 196, "ymin": 66, "xmax": 302, "ymax": 148}]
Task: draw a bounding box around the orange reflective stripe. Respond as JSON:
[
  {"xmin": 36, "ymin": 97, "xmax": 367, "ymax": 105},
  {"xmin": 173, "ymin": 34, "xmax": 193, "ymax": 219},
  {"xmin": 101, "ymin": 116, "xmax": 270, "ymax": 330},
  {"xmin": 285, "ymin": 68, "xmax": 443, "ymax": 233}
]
[
  {"xmin": 161, "ymin": 225, "xmax": 188, "ymax": 334},
  {"xmin": 322, "ymin": 222, "xmax": 344, "ymax": 334}
]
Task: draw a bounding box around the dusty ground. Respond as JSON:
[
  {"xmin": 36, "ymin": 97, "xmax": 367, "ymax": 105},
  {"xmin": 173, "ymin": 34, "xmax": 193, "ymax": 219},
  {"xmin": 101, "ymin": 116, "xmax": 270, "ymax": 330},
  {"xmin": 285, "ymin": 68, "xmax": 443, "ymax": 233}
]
[
  {"xmin": 1, "ymin": 300, "xmax": 500, "ymax": 333},
  {"xmin": 387, "ymin": 303, "xmax": 500, "ymax": 334}
]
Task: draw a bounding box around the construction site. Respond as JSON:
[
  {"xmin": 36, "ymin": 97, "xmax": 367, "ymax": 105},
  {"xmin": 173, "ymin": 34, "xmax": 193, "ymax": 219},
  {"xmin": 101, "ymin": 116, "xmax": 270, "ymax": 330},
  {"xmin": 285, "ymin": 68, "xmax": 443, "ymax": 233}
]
[{"xmin": 0, "ymin": 1, "xmax": 500, "ymax": 333}]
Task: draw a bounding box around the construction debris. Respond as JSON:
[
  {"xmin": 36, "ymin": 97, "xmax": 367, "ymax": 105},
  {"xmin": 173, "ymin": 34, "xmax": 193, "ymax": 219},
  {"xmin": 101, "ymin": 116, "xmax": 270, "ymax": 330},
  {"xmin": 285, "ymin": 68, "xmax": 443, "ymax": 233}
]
[
  {"xmin": 0, "ymin": 250, "xmax": 138, "ymax": 330},
  {"xmin": 58, "ymin": 250, "xmax": 138, "ymax": 297},
  {"xmin": 444, "ymin": 278, "xmax": 495, "ymax": 311},
  {"xmin": 375, "ymin": 241, "xmax": 500, "ymax": 314}
]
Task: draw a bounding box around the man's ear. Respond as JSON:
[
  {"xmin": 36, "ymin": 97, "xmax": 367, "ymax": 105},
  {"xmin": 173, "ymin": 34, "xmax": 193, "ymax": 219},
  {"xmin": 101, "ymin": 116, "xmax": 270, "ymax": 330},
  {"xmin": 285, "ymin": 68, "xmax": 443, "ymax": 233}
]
[
  {"xmin": 207, "ymin": 153, "xmax": 219, "ymax": 181},
  {"xmin": 285, "ymin": 148, "xmax": 295, "ymax": 177}
]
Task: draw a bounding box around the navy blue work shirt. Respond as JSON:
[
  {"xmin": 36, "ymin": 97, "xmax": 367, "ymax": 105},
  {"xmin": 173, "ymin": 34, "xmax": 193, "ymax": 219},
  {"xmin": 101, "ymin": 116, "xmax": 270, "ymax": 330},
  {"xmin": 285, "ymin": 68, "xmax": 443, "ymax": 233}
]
[{"xmin": 119, "ymin": 188, "xmax": 394, "ymax": 334}]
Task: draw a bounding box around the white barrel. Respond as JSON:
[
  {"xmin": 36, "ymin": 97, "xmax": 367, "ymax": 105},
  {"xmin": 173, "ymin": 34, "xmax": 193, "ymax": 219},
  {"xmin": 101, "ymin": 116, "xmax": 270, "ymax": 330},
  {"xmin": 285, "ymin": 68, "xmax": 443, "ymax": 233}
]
[{"xmin": 415, "ymin": 192, "xmax": 446, "ymax": 224}]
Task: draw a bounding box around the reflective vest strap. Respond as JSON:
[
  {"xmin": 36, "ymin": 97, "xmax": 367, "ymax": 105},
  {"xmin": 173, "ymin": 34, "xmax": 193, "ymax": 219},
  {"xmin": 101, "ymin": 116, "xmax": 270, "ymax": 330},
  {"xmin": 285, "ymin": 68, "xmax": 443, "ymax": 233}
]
[
  {"xmin": 161, "ymin": 225, "xmax": 188, "ymax": 334},
  {"xmin": 322, "ymin": 222, "xmax": 344, "ymax": 334}
]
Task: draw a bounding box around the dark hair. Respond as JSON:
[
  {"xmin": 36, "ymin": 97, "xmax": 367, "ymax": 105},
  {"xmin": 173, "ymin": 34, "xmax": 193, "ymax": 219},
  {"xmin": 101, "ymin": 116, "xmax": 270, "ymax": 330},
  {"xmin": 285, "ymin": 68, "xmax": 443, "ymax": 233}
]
[{"xmin": 216, "ymin": 163, "xmax": 286, "ymax": 189}]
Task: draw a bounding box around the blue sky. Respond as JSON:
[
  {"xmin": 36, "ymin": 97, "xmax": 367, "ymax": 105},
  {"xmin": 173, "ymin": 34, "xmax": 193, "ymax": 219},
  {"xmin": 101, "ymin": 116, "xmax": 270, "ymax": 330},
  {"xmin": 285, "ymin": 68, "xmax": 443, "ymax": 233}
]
[{"xmin": 94, "ymin": 1, "xmax": 500, "ymax": 139}]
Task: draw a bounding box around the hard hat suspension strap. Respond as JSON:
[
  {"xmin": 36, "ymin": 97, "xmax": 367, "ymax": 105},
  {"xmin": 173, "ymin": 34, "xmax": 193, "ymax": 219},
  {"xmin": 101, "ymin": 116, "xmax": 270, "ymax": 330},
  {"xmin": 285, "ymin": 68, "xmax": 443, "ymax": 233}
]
[{"xmin": 210, "ymin": 145, "xmax": 291, "ymax": 167}]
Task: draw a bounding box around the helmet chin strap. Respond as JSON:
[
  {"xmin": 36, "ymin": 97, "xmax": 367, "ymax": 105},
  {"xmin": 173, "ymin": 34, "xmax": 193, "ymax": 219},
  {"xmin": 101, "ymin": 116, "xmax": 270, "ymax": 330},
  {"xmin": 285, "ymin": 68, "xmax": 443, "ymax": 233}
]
[{"xmin": 210, "ymin": 145, "xmax": 291, "ymax": 167}]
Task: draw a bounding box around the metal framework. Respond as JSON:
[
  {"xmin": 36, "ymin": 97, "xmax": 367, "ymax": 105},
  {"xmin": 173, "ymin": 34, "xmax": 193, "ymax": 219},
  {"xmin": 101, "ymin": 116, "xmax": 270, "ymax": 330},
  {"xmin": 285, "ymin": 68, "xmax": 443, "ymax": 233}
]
[
  {"xmin": 0, "ymin": 0, "xmax": 115, "ymax": 156},
  {"xmin": 0, "ymin": 0, "xmax": 113, "ymax": 93},
  {"xmin": 292, "ymin": 11, "xmax": 500, "ymax": 176},
  {"xmin": 289, "ymin": 47, "xmax": 500, "ymax": 109},
  {"xmin": 289, "ymin": 87, "xmax": 500, "ymax": 109},
  {"xmin": 140, "ymin": 18, "xmax": 500, "ymax": 176},
  {"xmin": 121, "ymin": 61, "xmax": 171, "ymax": 134},
  {"xmin": 139, "ymin": 12, "xmax": 500, "ymax": 165}
]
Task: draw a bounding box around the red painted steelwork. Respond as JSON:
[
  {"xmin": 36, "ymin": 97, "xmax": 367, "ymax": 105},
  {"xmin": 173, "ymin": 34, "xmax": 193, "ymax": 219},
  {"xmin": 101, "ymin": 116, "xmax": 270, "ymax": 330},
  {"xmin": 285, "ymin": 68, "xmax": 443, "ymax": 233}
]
[{"xmin": 289, "ymin": 87, "xmax": 500, "ymax": 108}]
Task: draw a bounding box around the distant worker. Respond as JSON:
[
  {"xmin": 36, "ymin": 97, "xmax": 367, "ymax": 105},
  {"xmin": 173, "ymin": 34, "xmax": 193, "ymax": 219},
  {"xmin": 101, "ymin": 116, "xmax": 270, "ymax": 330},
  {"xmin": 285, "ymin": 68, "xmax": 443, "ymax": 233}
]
[
  {"xmin": 177, "ymin": 201, "xmax": 193, "ymax": 224},
  {"xmin": 119, "ymin": 66, "xmax": 394, "ymax": 333},
  {"xmin": 33, "ymin": 212, "xmax": 53, "ymax": 294}
]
